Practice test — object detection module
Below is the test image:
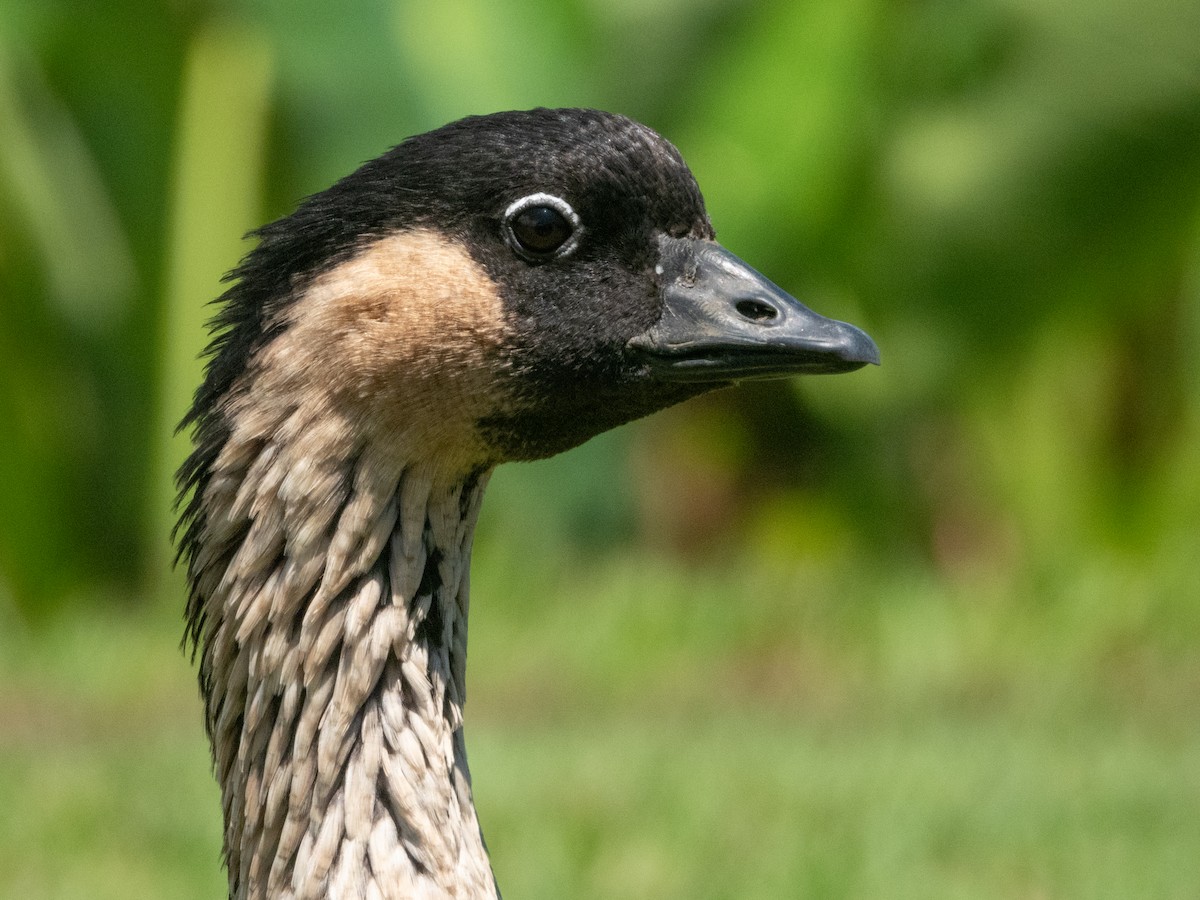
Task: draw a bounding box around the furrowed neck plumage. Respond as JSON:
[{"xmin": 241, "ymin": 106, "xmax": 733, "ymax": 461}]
[
  {"xmin": 210, "ymin": 457, "xmax": 493, "ymax": 900},
  {"xmin": 182, "ymin": 229, "xmax": 510, "ymax": 899}
]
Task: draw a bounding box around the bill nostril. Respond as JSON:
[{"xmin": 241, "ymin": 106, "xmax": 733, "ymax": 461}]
[{"xmin": 735, "ymin": 298, "xmax": 778, "ymax": 322}]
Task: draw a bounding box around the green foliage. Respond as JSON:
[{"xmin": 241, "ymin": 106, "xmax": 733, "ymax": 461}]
[{"xmin": 1, "ymin": 0, "xmax": 1198, "ymax": 610}]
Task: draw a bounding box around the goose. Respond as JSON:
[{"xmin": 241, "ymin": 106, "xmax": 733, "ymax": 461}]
[{"xmin": 176, "ymin": 107, "xmax": 879, "ymax": 900}]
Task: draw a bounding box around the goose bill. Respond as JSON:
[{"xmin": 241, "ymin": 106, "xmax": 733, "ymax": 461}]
[{"xmin": 629, "ymin": 236, "xmax": 880, "ymax": 382}]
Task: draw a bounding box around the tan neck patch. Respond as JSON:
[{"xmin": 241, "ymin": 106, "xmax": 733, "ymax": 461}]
[{"xmin": 237, "ymin": 227, "xmax": 511, "ymax": 477}]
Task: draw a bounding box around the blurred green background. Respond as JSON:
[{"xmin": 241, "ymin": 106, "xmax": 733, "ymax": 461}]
[{"xmin": 2, "ymin": 0, "xmax": 1198, "ymax": 897}]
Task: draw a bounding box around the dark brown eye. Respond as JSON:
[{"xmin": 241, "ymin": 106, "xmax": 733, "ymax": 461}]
[
  {"xmin": 512, "ymin": 206, "xmax": 571, "ymax": 254},
  {"xmin": 504, "ymin": 193, "xmax": 581, "ymax": 260}
]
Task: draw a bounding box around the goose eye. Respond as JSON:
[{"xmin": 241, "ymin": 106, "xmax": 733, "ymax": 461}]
[
  {"xmin": 512, "ymin": 206, "xmax": 571, "ymax": 254},
  {"xmin": 504, "ymin": 193, "xmax": 581, "ymax": 261}
]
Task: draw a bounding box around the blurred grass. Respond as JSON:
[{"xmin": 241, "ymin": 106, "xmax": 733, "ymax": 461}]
[{"xmin": 2, "ymin": 535, "xmax": 1196, "ymax": 898}]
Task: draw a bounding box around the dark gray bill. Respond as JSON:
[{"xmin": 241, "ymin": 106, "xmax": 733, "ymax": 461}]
[{"xmin": 628, "ymin": 236, "xmax": 880, "ymax": 382}]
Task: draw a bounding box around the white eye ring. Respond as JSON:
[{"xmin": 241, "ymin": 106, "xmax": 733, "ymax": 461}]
[{"xmin": 503, "ymin": 192, "xmax": 583, "ymax": 260}]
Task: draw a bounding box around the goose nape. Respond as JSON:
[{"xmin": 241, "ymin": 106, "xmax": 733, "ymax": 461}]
[{"xmin": 175, "ymin": 107, "xmax": 879, "ymax": 900}]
